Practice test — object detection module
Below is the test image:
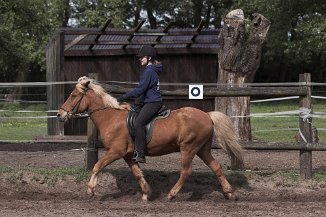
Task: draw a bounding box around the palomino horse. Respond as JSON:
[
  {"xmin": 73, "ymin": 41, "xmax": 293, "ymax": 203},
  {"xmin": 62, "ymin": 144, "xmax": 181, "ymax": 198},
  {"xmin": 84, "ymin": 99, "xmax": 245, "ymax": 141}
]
[{"xmin": 57, "ymin": 76, "xmax": 244, "ymax": 201}]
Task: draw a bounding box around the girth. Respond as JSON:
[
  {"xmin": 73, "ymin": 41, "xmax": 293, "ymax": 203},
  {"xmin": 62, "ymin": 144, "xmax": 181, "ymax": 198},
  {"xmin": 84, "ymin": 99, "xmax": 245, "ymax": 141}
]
[{"xmin": 126, "ymin": 105, "xmax": 170, "ymax": 144}]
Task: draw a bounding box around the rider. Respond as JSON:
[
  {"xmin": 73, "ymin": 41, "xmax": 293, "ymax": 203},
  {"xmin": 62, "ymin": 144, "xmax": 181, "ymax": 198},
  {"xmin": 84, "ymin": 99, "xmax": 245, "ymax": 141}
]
[{"xmin": 118, "ymin": 45, "xmax": 163, "ymax": 163}]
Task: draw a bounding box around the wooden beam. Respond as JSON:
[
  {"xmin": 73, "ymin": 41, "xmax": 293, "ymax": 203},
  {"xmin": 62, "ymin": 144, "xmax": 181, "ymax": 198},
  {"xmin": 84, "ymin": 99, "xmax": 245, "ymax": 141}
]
[
  {"xmin": 204, "ymin": 86, "xmax": 307, "ymax": 97},
  {"xmin": 89, "ymin": 19, "xmax": 112, "ymax": 50},
  {"xmin": 196, "ymin": 20, "xmax": 206, "ymax": 33},
  {"xmin": 100, "ymin": 18, "xmax": 112, "ymax": 31},
  {"xmin": 64, "ymin": 47, "xmax": 219, "ymax": 56},
  {"xmin": 187, "ymin": 20, "xmax": 206, "ymax": 48},
  {"xmin": 163, "ymin": 21, "xmax": 175, "ymax": 33},
  {"xmin": 64, "ymin": 34, "xmax": 88, "ymax": 51},
  {"xmin": 123, "ymin": 20, "xmax": 145, "ymax": 49},
  {"xmin": 61, "ymin": 29, "xmax": 219, "ymax": 36},
  {"xmin": 65, "ymin": 40, "xmax": 217, "ymax": 46},
  {"xmin": 156, "ymin": 21, "xmax": 175, "ymax": 42},
  {"xmin": 91, "ymin": 85, "xmax": 308, "ymax": 97}
]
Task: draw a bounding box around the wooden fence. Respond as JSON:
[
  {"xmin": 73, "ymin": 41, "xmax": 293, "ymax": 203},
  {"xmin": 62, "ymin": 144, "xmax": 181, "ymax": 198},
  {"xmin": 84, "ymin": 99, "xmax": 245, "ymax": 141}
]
[{"xmin": 86, "ymin": 73, "xmax": 322, "ymax": 179}]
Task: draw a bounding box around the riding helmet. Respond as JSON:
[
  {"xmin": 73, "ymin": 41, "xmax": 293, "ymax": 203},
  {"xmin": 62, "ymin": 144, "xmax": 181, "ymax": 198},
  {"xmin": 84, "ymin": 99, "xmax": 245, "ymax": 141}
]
[{"xmin": 137, "ymin": 45, "xmax": 157, "ymax": 57}]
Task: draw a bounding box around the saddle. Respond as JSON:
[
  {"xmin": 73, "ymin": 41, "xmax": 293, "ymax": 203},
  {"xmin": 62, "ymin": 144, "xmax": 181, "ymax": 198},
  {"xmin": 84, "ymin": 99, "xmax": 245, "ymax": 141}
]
[{"xmin": 126, "ymin": 105, "xmax": 170, "ymax": 144}]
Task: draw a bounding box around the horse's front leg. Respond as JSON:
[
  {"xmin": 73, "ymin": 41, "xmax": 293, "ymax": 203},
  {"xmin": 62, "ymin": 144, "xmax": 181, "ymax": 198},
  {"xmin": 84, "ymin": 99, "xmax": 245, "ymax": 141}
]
[
  {"xmin": 87, "ymin": 151, "xmax": 121, "ymax": 196},
  {"xmin": 124, "ymin": 157, "xmax": 152, "ymax": 201}
]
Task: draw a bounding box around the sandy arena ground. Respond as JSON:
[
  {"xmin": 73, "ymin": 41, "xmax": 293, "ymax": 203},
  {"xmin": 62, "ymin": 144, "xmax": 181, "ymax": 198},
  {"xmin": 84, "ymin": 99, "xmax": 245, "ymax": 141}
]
[{"xmin": 1, "ymin": 148, "xmax": 326, "ymax": 217}]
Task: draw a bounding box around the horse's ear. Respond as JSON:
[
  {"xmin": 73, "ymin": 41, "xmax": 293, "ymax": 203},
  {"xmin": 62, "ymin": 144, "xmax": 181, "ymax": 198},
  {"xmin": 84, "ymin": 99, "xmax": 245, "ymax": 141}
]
[{"xmin": 84, "ymin": 80, "xmax": 90, "ymax": 87}]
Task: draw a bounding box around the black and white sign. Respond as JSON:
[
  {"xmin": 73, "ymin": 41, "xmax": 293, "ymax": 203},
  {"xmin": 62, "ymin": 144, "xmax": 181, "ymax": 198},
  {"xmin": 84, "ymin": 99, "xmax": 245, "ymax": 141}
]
[{"xmin": 189, "ymin": 85, "xmax": 203, "ymax": 99}]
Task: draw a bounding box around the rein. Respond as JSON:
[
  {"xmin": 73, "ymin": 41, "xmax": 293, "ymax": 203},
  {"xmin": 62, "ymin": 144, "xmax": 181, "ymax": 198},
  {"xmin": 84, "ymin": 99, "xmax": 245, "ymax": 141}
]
[{"xmin": 88, "ymin": 107, "xmax": 110, "ymax": 116}]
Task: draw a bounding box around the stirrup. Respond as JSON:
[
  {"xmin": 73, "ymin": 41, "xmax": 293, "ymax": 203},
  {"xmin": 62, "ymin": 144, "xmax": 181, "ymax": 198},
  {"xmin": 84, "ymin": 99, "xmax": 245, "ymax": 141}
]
[{"xmin": 132, "ymin": 151, "xmax": 146, "ymax": 163}]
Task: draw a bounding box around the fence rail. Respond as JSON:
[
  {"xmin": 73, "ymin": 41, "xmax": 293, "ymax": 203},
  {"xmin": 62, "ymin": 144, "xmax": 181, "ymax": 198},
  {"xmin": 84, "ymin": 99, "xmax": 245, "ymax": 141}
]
[{"xmin": 103, "ymin": 84, "xmax": 308, "ymax": 97}]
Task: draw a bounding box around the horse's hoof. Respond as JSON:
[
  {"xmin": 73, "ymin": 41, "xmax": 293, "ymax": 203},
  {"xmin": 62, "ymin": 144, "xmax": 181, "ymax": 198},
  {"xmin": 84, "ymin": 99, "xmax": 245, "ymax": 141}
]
[
  {"xmin": 142, "ymin": 194, "xmax": 149, "ymax": 201},
  {"xmin": 87, "ymin": 188, "xmax": 94, "ymax": 197},
  {"xmin": 167, "ymin": 194, "xmax": 175, "ymax": 201},
  {"xmin": 224, "ymin": 192, "xmax": 237, "ymax": 201}
]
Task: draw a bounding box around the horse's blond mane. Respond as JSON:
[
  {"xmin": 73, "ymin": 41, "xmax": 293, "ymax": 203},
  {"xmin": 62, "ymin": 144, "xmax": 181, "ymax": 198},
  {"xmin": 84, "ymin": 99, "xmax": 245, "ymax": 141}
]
[{"xmin": 77, "ymin": 76, "xmax": 129, "ymax": 110}]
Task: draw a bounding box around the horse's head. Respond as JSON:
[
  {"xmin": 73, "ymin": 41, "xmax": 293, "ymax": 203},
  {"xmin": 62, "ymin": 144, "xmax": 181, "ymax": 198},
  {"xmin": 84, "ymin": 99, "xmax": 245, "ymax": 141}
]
[
  {"xmin": 57, "ymin": 76, "xmax": 130, "ymax": 122},
  {"xmin": 57, "ymin": 77, "xmax": 92, "ymax": 122}
]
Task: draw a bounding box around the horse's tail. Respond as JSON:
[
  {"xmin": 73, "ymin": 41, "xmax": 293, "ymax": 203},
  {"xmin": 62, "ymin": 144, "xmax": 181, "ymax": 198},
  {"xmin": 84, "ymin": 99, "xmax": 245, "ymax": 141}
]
[{"xmin": 208, "ymin": 111, "xmax": 244, "ymax": 168}]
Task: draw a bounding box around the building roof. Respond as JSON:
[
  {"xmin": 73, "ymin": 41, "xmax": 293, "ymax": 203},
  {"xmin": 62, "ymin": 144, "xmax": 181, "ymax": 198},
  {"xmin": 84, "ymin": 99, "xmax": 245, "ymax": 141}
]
[{"xmin": 59, "ymin": 20, "xmax": 220, "ymax": 56}]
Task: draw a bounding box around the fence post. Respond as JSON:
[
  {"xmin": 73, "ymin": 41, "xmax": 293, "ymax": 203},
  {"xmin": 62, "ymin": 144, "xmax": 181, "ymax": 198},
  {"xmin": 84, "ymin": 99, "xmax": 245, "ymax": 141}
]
[
  {"xmin": 86, "ymin": 118, "xmax": 98, "ymax": 170},
  {"xmin": 299, "ymin": 73, "xmax": 312, "ymax": 179},
  {"xmin": 86, "ymin": 73, "xmax": 99, "ymax": 170}
]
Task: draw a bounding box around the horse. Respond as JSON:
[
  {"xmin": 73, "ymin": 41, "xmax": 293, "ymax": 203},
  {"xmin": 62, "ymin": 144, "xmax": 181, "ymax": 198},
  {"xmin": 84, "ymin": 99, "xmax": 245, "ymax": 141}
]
[{"xmin": 57, "ymin": 76, "xmax": 244, "ymax": 201}]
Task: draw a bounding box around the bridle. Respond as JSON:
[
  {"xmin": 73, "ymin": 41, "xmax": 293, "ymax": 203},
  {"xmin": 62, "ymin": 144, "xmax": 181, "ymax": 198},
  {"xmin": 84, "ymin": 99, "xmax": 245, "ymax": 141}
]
[
  {"xmin": 59, "ymin": 87, "xmax": 89, "ymax": 118},
  {"xmin": 59, "ymin": 87, "xmax": 109, "ymax": 118}
]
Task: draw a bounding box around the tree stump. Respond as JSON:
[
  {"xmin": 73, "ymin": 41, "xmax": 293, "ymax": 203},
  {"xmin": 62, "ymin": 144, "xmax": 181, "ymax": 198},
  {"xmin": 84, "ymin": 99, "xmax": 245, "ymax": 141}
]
[{"xmin": 215, "ymin": 9, "xmax": 271, "ymax": 141}]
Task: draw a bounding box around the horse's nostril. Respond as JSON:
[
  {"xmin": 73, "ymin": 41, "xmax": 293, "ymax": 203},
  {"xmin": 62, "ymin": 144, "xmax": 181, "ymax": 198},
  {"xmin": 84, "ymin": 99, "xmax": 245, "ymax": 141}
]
[{"xmin": 57, "ymin": 113, "xmax": 61, "ymax": 117}]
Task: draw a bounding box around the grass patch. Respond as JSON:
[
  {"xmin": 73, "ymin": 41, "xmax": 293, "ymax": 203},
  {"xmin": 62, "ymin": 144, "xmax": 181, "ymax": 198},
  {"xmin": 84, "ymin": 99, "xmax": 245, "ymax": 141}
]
[
  {"xmin": 250, "ymin": 98, "xmax": 326, "ymax": 142},
  {"xmin": 0, "ymin": 99, "xmax": 325, "ymax": 141},
  {"xmin": 6, "ymin": 172, "xmax": 23, "ymax": 184},
  {"xmin": 0, "ymin": 103, "xmax": 48, "ymax": 140},
  {"xmin": 0, "ymin": 166, "xmax": 90, "ymax": 186},
  {"xmin": 313, "ymin": 172, "xmax": 326, "ymax": 182}
]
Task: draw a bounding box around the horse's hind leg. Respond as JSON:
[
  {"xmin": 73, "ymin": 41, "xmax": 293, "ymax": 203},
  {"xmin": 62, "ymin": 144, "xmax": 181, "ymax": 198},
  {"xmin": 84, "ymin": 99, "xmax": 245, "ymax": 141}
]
[
  {"xmin": 167, "ymin": 151, "xmax": 194, "ymax": 200},
  {"xmin": 87, "ymin": 151, "xmax": 121, "ymax": 196},
  {"xmin": 124, "ymin": 157, "xmax": 152, "ymax": 201},
  {"xmin": 197, "ymin": 145, "xmax": 237, "ymax": 200}
]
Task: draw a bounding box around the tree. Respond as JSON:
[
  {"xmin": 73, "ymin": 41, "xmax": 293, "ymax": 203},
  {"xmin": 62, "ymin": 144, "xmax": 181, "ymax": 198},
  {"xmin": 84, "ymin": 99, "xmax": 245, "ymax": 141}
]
[
  {"xmin": 215, "ymin": 9, "xmax": 270, "ymax": 141},
  {"xmin": 1, "ymin": 0, "xmax": 325, "ymax": 102},
  {"xmin": 0, "ymin": 0, "xmax": 71, "ymax": 99}
]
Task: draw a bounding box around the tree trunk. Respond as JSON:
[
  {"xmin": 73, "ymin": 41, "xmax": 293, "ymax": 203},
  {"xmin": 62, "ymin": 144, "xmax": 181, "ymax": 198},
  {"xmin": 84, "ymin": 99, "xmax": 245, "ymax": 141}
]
[
  {"xmin": 215, "ymin": 9, "xmax": 270, "ymax": 141},
  {"xmin": 132, "ymin": 0, "xmax": 141, "ymax": 28},
  {"xmin": 205, "ymin": 4, "xmax": 212, "ymax": 28},
  {"xmin": 61, "ymin": 0, "xmax": 71, "ymax": 27},
  {"xmin": 192, "ymin": 0, "xmax": 203, "ymax": 27},
  {"xmin": 145, "ymin": 0, "xmax": 157, "ymax": 29}
]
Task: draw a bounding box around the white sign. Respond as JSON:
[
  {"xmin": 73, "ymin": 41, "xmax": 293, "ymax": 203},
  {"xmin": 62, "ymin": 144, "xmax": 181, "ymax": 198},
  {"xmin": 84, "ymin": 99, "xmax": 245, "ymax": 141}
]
[{"xmin": 189, "ymin": 85, "xmax": 203, "ymax": 99}]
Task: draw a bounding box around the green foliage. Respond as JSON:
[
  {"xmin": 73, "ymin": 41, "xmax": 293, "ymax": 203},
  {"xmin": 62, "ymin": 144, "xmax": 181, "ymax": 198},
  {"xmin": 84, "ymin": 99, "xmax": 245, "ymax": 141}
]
[
  {"xmin": 69, "ymin": 0, "xmax": 130, "ymax": 27},
  {"xmin": 0, "ymin": 0, "xmax": 70, "ymax": 83},
  {"xmin": 1, "ymin": 0, "xmax": 326, "ymax": 85}
]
